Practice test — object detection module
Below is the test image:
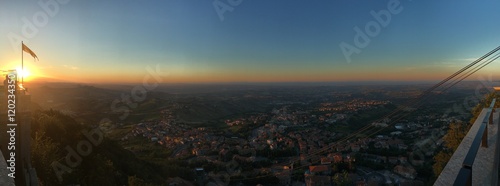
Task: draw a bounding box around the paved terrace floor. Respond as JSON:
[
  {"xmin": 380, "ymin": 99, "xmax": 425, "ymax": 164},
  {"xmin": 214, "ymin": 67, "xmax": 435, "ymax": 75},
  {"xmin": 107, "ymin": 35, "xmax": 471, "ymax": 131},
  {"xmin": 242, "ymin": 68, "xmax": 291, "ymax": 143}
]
[{"xmin": 435, "ymin": 108, "xmax": 499, "ymax": 185}]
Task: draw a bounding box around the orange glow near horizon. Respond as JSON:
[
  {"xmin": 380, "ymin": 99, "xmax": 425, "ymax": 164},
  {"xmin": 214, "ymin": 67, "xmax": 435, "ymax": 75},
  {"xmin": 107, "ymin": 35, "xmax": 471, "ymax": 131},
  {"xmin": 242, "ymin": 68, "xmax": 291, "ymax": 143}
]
[
  {"xmin": 30, "ymin": 68, "xmax": 488, "ymax": 84},
  {"xmin": 0, "ymin": 58, "xmax": 495, "ymax": 84},
  {"xmin": 7, "ymin": 70, "xmax": 496, "ymax": 84},
  {"xmin": 0, "ymin": 60, "xmax": 40, "ymax": 82}
]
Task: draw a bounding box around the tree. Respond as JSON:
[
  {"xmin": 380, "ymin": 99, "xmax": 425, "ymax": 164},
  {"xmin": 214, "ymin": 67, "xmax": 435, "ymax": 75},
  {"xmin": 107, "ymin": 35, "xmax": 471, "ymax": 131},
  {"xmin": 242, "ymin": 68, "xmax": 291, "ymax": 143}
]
[
  {"xmin": 443, "ymin": 121, "xmax": 468, "ymax": 151},
  {"xmin": 128, "ymin": 175, "xmax": 154, "ymax": 186},
  {"xmin": 432, "ymin": 121, "xmax": 467, "ymax": 177},
  {"xmin": 333, "ymin": 170, "xmax": 350, "ymax": 186},
  {"xmin": 432, "ymin": 151, "xmax": 452, "ymax": 177},
  {"xmin": 31, "ymin": 131, "xmax": 62, "ymax": 185},
  {"xmin": 31, "ymin": 110, "xmax": 194, "ymax": 185}
]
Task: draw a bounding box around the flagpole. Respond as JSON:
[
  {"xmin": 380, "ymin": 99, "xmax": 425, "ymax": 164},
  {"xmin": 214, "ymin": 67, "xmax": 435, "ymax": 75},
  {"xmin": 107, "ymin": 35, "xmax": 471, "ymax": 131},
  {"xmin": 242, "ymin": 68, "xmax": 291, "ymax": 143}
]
[{"xmin": 21, "ymin": 41, "xmax": 24, "ymax": 85}]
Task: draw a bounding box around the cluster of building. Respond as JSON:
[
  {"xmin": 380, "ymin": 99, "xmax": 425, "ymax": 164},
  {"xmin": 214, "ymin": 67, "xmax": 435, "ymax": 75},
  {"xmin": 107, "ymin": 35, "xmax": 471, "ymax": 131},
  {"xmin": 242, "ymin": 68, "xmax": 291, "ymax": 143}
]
[
  {"xmin": 122, "ymin": 98, "xmax": 452, "ymax": 185},
  {"xmin": 319, "ymin": 100, "xmax": 390, "ymax": 112},
  {"xmin": 225, "ymin": 114, "xmax": 269, "ymax": 127}
]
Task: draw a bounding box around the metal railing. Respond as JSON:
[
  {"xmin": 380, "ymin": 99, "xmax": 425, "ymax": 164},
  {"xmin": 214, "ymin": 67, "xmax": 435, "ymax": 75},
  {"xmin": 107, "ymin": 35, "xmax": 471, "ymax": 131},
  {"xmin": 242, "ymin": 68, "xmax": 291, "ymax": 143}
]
[{"xmin": 453, "ymin": 99, "xmax": 496, "ymax": 186}]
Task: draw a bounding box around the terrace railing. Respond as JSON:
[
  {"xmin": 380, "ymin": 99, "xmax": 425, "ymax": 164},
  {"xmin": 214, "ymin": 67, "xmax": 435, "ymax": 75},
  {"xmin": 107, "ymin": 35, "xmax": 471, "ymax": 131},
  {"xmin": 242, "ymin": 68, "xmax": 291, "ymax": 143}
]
[{"xmin": 435, "ymin": 99, "xmax": 497, "ymax": 186}]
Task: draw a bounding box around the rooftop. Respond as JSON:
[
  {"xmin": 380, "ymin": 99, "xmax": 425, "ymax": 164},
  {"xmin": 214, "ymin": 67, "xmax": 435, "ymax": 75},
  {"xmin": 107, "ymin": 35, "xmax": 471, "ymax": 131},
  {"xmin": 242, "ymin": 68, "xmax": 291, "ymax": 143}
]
[{"xmin": 309, "ymin": 165, "xmax": 330, "ymax": 173}]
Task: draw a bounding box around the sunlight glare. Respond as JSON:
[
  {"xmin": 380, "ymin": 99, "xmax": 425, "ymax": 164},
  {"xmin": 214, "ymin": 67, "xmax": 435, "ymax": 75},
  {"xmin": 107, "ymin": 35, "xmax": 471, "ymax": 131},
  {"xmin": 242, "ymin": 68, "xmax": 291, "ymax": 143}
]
[{"xmin": 16, "ymin": 67, "xmax": 30, "ymax": 81}]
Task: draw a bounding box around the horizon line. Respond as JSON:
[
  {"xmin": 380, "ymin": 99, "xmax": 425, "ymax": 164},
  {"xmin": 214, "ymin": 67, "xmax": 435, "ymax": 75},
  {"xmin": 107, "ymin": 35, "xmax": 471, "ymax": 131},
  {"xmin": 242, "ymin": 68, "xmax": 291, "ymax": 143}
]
[{"xmin": 24, "ymin": 79, "xmax": 500, "ymax": 86}]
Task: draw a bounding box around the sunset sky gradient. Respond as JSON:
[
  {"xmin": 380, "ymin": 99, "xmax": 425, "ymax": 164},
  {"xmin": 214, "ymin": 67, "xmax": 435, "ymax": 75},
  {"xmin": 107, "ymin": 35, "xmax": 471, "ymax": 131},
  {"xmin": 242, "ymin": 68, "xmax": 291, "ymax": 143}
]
[{"xmin": 1, "ymin": 0, "xmax": 500, "ymax": 83}]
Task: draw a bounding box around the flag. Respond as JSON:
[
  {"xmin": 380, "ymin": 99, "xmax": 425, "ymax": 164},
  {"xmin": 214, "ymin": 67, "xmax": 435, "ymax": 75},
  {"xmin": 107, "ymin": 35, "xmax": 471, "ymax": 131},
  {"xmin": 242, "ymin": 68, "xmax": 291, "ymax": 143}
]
[{"xmin": 22, "ymin": 43, "xmax": 38, "ymax": 60}]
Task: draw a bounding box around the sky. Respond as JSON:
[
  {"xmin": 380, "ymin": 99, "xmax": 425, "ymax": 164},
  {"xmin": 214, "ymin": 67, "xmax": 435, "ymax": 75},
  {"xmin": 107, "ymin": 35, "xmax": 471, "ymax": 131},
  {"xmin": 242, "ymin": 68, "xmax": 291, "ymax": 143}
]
[{"xmin": 1, "ymin": 0, "xmax": 500, "ymax": 84}]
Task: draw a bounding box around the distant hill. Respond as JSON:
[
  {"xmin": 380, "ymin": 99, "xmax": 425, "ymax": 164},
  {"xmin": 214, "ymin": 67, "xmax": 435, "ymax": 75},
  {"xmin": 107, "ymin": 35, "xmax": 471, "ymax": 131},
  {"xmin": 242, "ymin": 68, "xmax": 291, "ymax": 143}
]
[
  {"xmin": 26, "ymin": 82, "xmax": 275, "ymax": 127},
  {"xmin": 25, "ymin": 81, "xmax": 495, "ymax": 128},
  {"xmin": 31, "ymin": 109, "xmax": 194, "ymax": 185}
]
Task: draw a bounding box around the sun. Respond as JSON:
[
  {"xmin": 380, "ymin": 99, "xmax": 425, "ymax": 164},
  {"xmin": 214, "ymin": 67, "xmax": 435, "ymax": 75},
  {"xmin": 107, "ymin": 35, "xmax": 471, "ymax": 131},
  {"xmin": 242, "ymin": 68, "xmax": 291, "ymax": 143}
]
[
  {"xmin": 0, "ymin": 60, "xmax": 40, "ymax": 83},
  {"xmin": 15, "ymin": 67, "xmax": 31, "ymax": 81}
]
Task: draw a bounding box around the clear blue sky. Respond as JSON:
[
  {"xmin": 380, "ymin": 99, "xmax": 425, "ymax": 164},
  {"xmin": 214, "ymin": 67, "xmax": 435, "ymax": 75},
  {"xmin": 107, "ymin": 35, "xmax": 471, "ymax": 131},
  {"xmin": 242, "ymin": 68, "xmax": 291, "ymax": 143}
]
[{"xmin": 1, "ymin": 0, "xmax": 499, "ymax": 83}]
